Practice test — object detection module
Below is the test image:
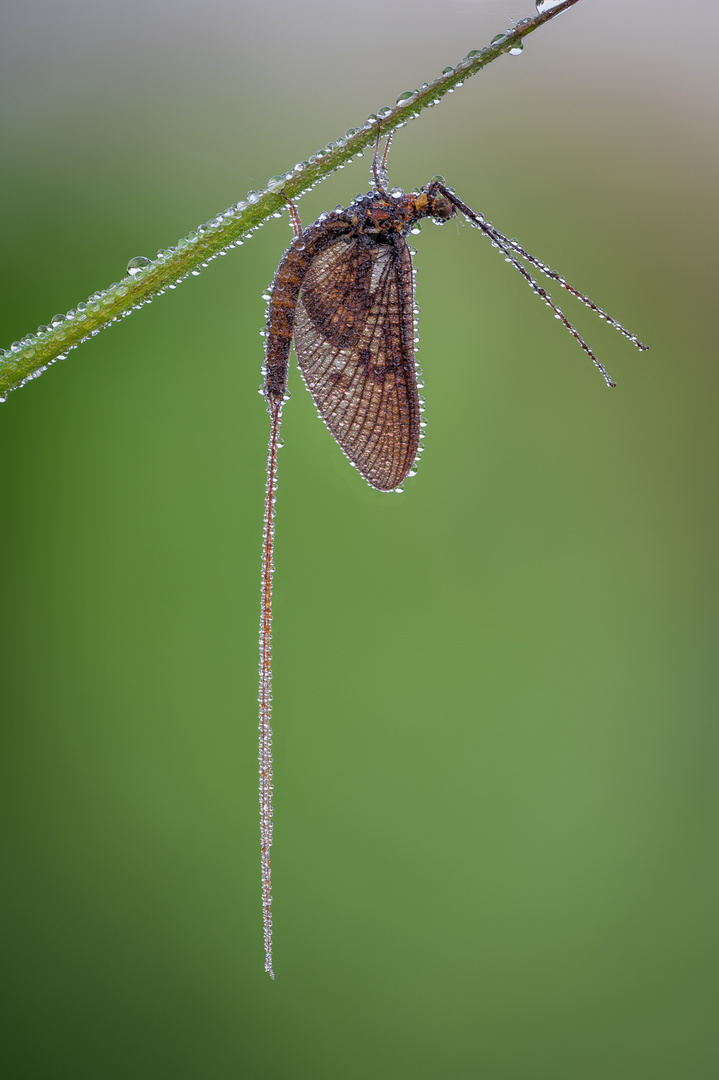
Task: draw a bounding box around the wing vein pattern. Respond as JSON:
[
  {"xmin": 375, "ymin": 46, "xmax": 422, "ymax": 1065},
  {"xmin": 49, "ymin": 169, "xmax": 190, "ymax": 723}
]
[{"xmin": 292, "ymin": 233, "xmax": 420, "ymax": 491}]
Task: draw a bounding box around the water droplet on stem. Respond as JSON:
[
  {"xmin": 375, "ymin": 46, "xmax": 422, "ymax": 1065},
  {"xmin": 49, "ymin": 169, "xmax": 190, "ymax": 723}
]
[{"xmin": 127, "ymin": 256, "xmax": 152, "ymax": 277}]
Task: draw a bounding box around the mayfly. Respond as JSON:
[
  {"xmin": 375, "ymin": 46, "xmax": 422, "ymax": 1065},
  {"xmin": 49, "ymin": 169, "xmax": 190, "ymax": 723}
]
[{"xmin": 257, "ymin": 133, "xmax": 647, "ymax": 977}]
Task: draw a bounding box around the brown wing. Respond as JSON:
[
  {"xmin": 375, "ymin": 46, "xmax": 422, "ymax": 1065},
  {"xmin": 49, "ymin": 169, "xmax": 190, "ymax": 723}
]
[{"xmin": 293, "ymin": 233, "xmax": 420, "ymax": 491}]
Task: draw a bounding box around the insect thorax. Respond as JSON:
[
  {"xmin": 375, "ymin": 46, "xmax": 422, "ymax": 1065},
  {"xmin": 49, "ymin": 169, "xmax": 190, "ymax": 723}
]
[{"xmin": 338, "ymin": 186, "xmax": 456, "ymax": 238}]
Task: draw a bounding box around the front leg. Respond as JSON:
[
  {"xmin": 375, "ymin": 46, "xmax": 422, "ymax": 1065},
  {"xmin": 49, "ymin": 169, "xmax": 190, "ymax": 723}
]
[{"xmin": 283, "ymin": 191, "xmax": 303, "ymax": 240}]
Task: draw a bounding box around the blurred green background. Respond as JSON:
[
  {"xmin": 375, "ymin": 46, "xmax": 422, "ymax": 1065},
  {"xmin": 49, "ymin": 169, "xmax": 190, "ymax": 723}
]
[{"xmin": 1, "ymin": 0, "xmax": 717, "ymax": 1076}]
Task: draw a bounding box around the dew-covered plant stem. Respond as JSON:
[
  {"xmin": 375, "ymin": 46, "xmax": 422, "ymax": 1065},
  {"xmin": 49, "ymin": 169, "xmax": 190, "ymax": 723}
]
[{"xmin": 0, "ymin": 0, "xmax": 581, "ymax": 399}]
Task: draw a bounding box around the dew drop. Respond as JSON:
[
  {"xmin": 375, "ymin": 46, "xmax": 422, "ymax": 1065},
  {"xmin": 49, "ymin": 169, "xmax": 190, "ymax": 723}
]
[
  {"xmin": 441, "ymin": 66, "xmax": 455, "ymax": 75},
  {"xmin": 345, "ymin": 128, "xmax": 359, "ymax": 139},
  {"xmin": 395, "ymin": 90, "xmax": 417, "ymax": 105},
  {"xmin": 536, "ymin": 0, "xmax": 566, "ymax": 13},
  {"xmin": 127, "ymin": 255, "xmax": 152, "ymax": 277},
  {"xmin": 377, "ymin": 106, "xmax": 393, "ymax": 119},
  {"xmin": 491, "ymin": 33, "xmax": 509, "ymax": 46},
  {"xmin": 509, "ymin": 42, "xmax": 523, "ymax": 55},
  {"xmin": 51, "ymin": 314, "xmax": 66, "ymax": 328}
]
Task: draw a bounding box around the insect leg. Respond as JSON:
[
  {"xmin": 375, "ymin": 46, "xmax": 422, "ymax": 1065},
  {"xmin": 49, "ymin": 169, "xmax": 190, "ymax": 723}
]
[
  {"xmin": 371, "ymin": 123, "xmax": 392, "ymax": 193},
  {"xmin": 434, "ymin": 184, "xmax": 648, "ymax": 386},
  {"xmin": 282, "ymin": 191, "xmax": 303, "ymax": 240},
  {"xmin": 379, "ymin": 132, "xmax": 394, "ymax": 186}
]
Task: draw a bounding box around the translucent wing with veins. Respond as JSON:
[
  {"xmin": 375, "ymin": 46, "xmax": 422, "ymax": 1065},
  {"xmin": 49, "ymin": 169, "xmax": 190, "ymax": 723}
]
[{"xmin": 294, "ymin": 233, "xmax": 420, "ymax": 492}]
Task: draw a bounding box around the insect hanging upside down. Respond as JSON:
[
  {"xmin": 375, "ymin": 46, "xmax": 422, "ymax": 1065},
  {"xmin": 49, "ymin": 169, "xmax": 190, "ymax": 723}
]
[
  {"xmin": 262, "ymin": 173, "xmax": 456, "ymax": 491},
  {"xmin": 261, "ymin": 134, "xmax": 647, "ymax": 492},
  {"xmin": 256, "ymin": 133, "xmax": 647, "ymax": 978}
]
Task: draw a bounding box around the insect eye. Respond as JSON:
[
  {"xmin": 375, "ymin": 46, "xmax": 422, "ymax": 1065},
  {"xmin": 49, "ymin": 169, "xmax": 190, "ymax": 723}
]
[{"xmin": 431, "ymin": 196, "xmax": 454, "ymax": 222}]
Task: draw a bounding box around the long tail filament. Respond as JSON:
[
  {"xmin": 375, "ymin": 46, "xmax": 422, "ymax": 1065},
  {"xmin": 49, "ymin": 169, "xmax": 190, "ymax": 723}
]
[{"xmin": 258, "ymin": 394, "xmax": 283, "ymax": 980}]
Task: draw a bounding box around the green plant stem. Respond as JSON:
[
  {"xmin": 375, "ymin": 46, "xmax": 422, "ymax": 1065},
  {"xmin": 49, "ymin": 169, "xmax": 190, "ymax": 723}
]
[{"xmin": 0, "ymin": 0, "xmax": 581, "ymax": 398}]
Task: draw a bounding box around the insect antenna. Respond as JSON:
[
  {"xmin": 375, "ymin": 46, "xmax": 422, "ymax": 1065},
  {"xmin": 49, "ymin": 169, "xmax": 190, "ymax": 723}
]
[{"xmin": 434, "ymin": 184, "xmax": 648, "ymax": 387}]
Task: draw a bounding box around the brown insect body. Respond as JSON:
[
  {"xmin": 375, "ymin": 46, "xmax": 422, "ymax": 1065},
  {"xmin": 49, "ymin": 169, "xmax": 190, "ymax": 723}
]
[
  {"xmin": 257, "ymin": 152, "xmax": 647, "ymax": 978},
  {"xmin": 263, "ymin": 184, "xmax": 455, "ymax": 491},
  {"xmin": 258, "ymin": 179, "xmax": 456, "ymax": 977}
]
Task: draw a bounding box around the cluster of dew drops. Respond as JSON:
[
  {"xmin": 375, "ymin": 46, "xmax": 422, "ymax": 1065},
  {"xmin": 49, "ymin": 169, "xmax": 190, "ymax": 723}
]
[{"xmin": 0, "ymin": 6, "xmax": 547, "ymax": 404}]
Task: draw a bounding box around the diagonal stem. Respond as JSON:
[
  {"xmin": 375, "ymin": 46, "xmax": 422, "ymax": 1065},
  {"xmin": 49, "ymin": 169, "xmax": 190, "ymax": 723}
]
[{"xmin": 0, "ymin": 0, "xmax": 583, "ymax": 399}]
